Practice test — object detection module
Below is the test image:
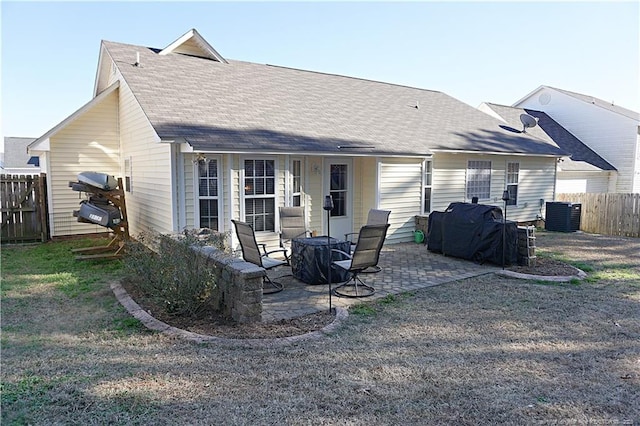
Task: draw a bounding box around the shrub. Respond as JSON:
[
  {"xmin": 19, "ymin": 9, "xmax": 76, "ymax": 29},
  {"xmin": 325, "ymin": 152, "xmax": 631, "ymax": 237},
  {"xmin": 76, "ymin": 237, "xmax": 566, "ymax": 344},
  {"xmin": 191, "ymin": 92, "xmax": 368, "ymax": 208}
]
[{"xmin": 124, "ymin": 229, "xmax": 229, "ymax": 317}]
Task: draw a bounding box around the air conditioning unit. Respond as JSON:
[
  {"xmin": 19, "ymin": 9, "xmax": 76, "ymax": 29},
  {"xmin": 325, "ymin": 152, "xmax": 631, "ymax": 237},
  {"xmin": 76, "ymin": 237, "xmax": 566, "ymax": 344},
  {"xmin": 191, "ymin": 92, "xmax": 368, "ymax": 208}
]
[{"xmin": 545, "ymin": 202, "xmax": 581, "ymax": 232}]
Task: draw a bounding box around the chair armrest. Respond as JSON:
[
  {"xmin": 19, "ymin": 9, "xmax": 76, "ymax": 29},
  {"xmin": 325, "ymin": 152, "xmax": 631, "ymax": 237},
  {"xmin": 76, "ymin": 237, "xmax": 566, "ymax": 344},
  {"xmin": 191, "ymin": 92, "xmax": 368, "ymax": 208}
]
[
  {"xmin": 331, "ymin": 249, "xmax": 352, "ymax": 260},
  {"xmin": 344, "ymin": 232, "xmax": 358, "ymax": 243},
  {"xmin": 264, "ymin": 247, "xmax": 288, "ymax": 258}
]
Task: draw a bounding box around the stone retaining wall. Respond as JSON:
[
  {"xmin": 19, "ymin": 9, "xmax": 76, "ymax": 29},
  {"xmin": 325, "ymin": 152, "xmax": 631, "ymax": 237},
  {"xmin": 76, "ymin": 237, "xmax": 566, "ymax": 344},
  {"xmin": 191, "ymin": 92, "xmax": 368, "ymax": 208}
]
[{"xmin": 193, "ymin": 246, "xmax": 265, "ymax": 324}]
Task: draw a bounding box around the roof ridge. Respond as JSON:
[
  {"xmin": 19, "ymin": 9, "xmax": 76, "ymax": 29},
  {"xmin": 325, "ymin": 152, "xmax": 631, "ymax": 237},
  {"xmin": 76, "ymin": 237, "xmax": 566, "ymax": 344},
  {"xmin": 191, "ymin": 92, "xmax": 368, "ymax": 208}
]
[{"xmin": 224, "ymin": 59, "xmax": 443, "ymax": 95}]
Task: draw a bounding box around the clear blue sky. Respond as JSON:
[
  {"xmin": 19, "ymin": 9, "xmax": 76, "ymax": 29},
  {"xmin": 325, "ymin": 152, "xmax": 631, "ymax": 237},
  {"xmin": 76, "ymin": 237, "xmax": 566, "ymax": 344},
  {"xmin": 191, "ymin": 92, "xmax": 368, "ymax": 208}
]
[{"xmin": 2, "ymin": 1, "xmax": 638, "ymax": 145}]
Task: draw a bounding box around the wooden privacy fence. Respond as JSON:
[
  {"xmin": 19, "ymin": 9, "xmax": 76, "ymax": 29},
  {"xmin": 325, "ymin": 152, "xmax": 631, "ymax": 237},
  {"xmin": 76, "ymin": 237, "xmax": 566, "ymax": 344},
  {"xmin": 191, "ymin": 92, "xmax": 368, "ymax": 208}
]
[
  {"xmin": 557, "ymin": 193, "xmax": 640, "ymax": 238},
  {"xmin": 1, "ymin": 174, "xmax": 48, "ymax": 243}
]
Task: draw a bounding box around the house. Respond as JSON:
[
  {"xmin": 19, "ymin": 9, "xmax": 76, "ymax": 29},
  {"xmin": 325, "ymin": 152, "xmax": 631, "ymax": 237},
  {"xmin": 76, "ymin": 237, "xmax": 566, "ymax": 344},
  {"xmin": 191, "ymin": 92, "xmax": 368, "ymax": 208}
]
[
  {"xmin": 2, "ymin": 137, "xmax": 40, "ymax": 175},
  {"xmin": 28, "ymin": 29, "xmax": 567, "ymax": 249},
  {"xmin": 478, "ymin": 103, "xmax": 617, "ymax": 194},
  {"xmin": 513, "ymin": 86, "xmax": 640, "ymax": 193}
]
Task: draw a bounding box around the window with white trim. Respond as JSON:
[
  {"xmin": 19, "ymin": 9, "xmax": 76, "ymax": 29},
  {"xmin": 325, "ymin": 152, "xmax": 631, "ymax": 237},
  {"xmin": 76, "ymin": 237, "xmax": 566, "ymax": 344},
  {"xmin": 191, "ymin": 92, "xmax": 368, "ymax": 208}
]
[
  {"xmin": 291, "ymin": 159, "xmax": 302, "ymax": 207},
  {"xmin": 198, "ymin": 159, "xmax": 219, "ymax": 230},
  {"xmin": 466, "ymin": 160, "xmax": 491, "ymax": 200},
  {"xmin": 423, "ymin": 160, "xmax": 432, "ymax": 214},
  {"xmin": 244, "ymin": 159, "xmax": 276, "ymax": 232},
  {"xmin": 506, "ymin": 162, "xmax": 519, "ymax": 206}
]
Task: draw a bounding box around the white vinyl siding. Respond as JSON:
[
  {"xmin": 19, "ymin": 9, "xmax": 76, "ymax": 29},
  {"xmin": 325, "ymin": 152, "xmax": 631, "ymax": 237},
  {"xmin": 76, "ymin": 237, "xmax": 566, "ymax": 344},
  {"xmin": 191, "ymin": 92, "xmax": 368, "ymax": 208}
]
[
  {"xmin": 556, "ymin": 171, "xmax": 613, "ymax": 193},
  {"xmin": 48, "ymin": 89, "xmax": 120, "ymax": 237},
  {"xmin": 117, "ymin": 75, "xmax": 174, "ymax": 236},
  {"xmin": 433, "ymin": 153, "xmax": 556, "ymax": 223},
  {"xmin": 517, "ymin": 87, "xmax": 639, "ymax": 193},
  {"xmin": 378, "ymin": 158, "xmax": 422, "ymax": 244}
]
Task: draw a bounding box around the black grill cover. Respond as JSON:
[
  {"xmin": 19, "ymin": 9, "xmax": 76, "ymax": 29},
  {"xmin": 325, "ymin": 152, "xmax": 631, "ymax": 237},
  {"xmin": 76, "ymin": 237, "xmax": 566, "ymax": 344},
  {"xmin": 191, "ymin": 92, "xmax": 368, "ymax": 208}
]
[
  {"xmin": 427, "ymin": 202, "xmax": 517, "ymax": 265},
  {"xmin": 77, "ymin": 200, "xmax": 122, "ymax": 228},
  {"xmin": 290, "ymin": 237, "xmax": 351, "ymax": 284}
]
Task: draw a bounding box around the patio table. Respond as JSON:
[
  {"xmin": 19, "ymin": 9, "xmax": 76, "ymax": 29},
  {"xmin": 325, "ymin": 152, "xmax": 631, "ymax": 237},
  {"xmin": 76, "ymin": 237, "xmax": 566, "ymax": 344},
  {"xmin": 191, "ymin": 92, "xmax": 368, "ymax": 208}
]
[{"xmin": 290, "ymin": 236, "xmax": 350, "ymax": 284}]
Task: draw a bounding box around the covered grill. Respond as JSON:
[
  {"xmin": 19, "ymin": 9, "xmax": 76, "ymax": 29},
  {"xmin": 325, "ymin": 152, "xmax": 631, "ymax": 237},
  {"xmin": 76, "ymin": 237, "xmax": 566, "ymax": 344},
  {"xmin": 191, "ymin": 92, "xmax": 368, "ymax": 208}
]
[{"xmin": 427, "ymin": 202, "xmax": 518, "ymax": 266}]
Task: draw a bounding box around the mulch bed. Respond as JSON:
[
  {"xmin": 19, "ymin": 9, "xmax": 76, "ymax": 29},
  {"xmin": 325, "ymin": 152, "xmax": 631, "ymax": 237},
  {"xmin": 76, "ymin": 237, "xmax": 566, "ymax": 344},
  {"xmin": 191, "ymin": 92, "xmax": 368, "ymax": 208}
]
[
  {"xmin": 508, "ymin": 257, "xmax": 581, "ymax": 276},
  {"xmin": 120, "ymin": 278, "xmax": 336, "ymax": 339}
]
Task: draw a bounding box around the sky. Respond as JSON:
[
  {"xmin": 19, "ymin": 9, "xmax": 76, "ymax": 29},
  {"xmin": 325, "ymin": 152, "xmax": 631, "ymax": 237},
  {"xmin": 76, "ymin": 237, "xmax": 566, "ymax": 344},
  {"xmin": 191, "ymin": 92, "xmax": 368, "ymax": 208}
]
[{"xmin": 1, "ymin": 1, "xmax": 639, "ymax": 149}]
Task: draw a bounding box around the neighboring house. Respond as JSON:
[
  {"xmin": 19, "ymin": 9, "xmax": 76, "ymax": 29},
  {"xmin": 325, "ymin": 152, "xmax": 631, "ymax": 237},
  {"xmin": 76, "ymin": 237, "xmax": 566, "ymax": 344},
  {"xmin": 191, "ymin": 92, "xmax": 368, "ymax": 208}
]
[
  {"xmin": 2, "ymin": 137, "xmax": 40, "ymax": 175},
  {"xmin": 479, "ymin": 103, "xmax": 617, "ymax": 194},
  {"xmin": 29, "ymin": 29, "xmax": 567, "ymax": 249},
  {"xmin": 514, "ymin": 86, "xmax": 640, "ymax": 193}
]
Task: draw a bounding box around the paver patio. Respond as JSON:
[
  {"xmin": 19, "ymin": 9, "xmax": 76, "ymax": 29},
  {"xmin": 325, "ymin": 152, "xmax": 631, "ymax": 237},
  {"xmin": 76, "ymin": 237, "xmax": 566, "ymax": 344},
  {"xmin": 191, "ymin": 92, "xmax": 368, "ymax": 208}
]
[{"xmin": 262, "ymin": 242, "xmax": 499, "ymax": 321}]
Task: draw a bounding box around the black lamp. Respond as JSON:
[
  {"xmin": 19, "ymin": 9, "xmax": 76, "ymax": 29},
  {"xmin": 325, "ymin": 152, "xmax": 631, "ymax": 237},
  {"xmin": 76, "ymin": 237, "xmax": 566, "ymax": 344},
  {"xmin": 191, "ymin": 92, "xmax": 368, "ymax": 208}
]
[
  {"xmin": 323, "ymin": 195, "xmax": 334, "ymax": 312},
  {"xmin": 501, "ymin": 190, "xmax": 510, "ymax": 269}
]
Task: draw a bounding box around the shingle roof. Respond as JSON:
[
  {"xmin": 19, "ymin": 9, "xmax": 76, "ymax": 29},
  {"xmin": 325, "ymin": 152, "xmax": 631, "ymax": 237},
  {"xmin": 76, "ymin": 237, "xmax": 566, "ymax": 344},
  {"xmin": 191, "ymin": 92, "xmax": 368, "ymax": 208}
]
[
  {"xmin": 482, "ymin": 103, "xmax": 616, "ymax": 172},
  {"xmin": 103, "ymin": 39, "xmax": 567, "ymax": 157}
]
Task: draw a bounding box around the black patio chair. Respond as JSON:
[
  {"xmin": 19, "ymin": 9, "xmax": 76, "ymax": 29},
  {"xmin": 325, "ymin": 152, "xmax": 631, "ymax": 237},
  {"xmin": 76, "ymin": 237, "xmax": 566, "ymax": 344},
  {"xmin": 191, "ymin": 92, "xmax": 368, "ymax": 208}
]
[
  {"xmin": 231, "ymin": 219, "xmax": 288, "ymax": 294},
  {"xmin": 278, "ymin": 206, "xmax": 312, "ymax": 264},
  {"xmin": 332, "ymin": 223, "xmax": 389, "ymax": 298}
]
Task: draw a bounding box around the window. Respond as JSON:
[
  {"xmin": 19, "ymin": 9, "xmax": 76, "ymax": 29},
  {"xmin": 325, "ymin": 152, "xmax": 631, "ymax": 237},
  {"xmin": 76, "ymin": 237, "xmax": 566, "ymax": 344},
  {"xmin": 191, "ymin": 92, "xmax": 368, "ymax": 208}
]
[
  {"xmin": 330, "ymin": 164, "xmax": 347, "ymax": 217},
  {"xmin": 244, "ymin": 159, "xmax": 275, "ymax": 232},
  {"xmin": 506, "ymin": 162, "xmax": 519, "ymax": 206},
  {"xmin": 423, "ymin": 160, "xmax": 432, "ymax": 214},
  {"xmin": 124, "ymin": 157, "xmax": 132, "ymax": 192},
  {"xmin": 466, "ymin": 160, "xmax": 491, "ymax": 200},
  {"xmin": 198, "ymin": 159, "xmax": 219, "ymax": 230},
  {"xmin": 291, "ymin": 159, "xmax": 302, "ymax": 207}
]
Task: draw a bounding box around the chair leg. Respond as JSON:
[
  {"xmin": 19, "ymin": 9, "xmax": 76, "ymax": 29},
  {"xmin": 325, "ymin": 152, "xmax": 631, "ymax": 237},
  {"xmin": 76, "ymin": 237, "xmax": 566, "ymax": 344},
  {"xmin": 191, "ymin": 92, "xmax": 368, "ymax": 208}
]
[
  {"xmin": 262, "ymin": 274, "xmax": 284, "ymax": 294},
  {"xmin": 333, "ymin": 274, "xmax": 375, "ymax": 298}
]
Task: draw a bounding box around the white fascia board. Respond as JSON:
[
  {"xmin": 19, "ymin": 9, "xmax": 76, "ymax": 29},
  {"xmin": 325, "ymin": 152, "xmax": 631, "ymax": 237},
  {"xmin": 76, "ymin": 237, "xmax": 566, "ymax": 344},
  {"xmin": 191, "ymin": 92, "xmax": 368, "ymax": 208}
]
[
  {"xmin": 178, "ymin": 147, "xmax": 431, "ymax": 158},
  {"xmin": 92, "ymin": 43, "xmax": 108, "ymax": 97},
  {"xmin": 159, "ymin": 28, "xmax": 228, "ymax": 64},
  {"xmin": 430, "ymin": 148, "xmax": 563, "ymax": 158},
  {"xmin": 512, "ymin": 85, "xmax": 547, "ymax": 107},
  {"xmin": 28, "ymin": 81, "xmax": 120, "ymax": 152},
  {"xmin": 28, "ymin": 138, "xmax": 50, "ymax": 154}
]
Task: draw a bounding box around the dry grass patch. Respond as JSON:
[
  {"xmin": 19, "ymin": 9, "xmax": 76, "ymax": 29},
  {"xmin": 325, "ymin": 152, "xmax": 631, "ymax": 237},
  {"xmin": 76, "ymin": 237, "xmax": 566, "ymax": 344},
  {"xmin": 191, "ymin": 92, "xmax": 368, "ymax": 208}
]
[{"xmin": 2, "ymin": 232, "xmax": 639, "ymax": 424}]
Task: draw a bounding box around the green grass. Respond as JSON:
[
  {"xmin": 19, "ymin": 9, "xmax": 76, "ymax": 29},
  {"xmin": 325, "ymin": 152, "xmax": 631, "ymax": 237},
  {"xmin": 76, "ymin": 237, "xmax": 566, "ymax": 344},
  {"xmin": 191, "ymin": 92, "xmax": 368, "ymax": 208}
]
[{"xmin": 1, "ymin": 238, "xmax": 123, "ymax": 297}]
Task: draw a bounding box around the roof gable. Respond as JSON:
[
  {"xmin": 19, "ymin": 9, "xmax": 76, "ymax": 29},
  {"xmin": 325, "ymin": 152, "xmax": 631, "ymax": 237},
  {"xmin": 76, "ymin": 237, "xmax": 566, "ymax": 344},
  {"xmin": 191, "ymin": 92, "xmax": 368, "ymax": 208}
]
[
  {"xmin": 481, "ymin": 102, "xmax": 616, "ymax": 172},
  {"xmin": 515, "ymin": 85, "xmax": 640, "ymax": 122},
  {"xmin": 159, "ymin": 28, "xmax": 227, "ymax": 63},
  {"xmin": 29, "ymin": 81, "xmax": 120, "ymax": 152}
]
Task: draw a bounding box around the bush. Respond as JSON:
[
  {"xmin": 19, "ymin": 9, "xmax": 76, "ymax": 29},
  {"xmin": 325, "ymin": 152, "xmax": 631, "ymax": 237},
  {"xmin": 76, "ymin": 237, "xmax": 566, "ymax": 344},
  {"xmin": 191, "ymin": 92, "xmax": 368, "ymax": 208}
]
[{"xmin": 124, "ymin": 229, "xmax": 229, "ymax": 317}]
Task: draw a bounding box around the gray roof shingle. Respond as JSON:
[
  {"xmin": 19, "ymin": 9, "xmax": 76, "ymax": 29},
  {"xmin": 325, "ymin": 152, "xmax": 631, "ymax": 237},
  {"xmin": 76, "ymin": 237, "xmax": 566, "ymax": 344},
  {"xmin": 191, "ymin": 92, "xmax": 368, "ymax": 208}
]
[
  {"xmin": 104, "ymin": 40, "xmax": 567, "ymax": 157},
  {"xmin": 483, "ymin": 103, "xmax": 616, "ymax": 172}
]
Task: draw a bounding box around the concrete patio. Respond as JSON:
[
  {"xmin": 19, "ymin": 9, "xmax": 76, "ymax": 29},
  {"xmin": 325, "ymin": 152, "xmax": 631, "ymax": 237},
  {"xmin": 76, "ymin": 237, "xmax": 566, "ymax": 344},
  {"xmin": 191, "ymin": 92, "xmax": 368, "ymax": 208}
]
[{"xmin": 262, "ymin": 242, "xmax": 499, "ymax": 322}]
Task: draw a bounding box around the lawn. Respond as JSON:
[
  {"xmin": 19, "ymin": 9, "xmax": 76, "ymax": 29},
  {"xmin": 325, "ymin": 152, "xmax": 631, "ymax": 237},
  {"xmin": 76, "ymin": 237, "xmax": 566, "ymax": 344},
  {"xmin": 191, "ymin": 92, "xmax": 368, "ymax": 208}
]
[{"xmin": 1, "ymin": 233, "xmax": 639, "ymax": 425}]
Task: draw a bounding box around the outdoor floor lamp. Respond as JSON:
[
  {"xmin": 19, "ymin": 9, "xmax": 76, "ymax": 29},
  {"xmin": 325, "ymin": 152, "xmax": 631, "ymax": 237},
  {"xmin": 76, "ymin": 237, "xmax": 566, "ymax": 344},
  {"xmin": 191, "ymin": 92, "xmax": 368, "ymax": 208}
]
[
  {"xmin": 502, "ymin": 190, "xmax": 510, "ymax": 269},
  {"xmin": 324, "ymin": 195, "xmax": 334, "ymax": 312}
]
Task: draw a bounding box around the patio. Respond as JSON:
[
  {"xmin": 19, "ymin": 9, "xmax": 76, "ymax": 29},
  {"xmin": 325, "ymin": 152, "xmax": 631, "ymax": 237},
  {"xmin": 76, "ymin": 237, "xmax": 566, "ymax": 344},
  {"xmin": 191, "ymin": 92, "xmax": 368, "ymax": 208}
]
[{"xmin": 262, "ymin": 242, "xmax": 499, "ymax": 321}]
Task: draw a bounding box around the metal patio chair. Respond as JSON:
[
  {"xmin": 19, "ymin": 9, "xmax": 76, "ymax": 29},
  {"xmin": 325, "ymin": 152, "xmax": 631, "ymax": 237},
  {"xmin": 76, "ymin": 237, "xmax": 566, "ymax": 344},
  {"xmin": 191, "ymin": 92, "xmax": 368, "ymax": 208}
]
[
  {"xmin": 344, "ymin": 208, "xmax": 391, "ymax": 272},
  {"xmin": 332, "ymin": 223, "xmax": 389, "ymax": 298},
  {"xmin": 231, "ymin": 219, "xmax": 288, "ymax": 294},
  {"xmin": 278, "ymin": 206, "xmax": 312, "ymax": 264}
]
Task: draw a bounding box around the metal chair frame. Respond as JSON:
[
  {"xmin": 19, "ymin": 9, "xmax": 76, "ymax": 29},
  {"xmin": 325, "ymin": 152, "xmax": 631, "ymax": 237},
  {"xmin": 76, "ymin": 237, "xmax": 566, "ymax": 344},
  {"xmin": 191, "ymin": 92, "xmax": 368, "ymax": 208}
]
[
  {"xmin": 332, "ymin": 223, "xmax": 389, "ymax": 298},
  {"xmin": 231, "ymin": 219, "xmax": 288, "ymax": 294},
  {"xmin": 278, "ymin": 206, "xmax": 312, "ymax": 264},
  {"xmin": 344, "ymin": 209, "xmax": 391, "ymax": 273}
]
